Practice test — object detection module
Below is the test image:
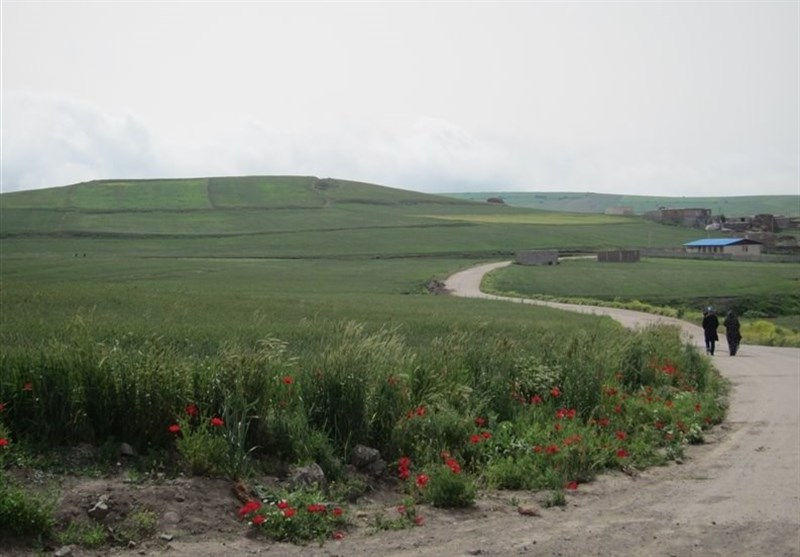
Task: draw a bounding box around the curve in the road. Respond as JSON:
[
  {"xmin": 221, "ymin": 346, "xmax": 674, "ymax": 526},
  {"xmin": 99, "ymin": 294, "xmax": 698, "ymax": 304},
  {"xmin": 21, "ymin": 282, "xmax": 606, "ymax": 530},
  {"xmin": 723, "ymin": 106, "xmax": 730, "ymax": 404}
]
[{"xmin": 444, "ymin": 260, "xmax": 800, "ymax": 556}]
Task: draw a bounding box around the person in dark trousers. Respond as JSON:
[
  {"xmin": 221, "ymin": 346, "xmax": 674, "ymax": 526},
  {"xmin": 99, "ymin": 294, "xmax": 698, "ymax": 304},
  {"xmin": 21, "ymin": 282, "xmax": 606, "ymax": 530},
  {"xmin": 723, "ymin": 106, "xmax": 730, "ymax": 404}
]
[
  {"xmin": 702, "ymin": 307, "xmax": 719, "ymax": 355},
  {"xmin": 724, "ymin": 310, "xmax": 742, "ymax": 356}
]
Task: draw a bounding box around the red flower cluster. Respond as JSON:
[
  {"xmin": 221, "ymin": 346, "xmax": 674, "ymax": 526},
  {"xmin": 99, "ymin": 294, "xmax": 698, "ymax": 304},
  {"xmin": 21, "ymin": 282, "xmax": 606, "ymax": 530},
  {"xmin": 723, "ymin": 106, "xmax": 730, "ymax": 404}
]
[
  {"xmin": 445, "ymin": 457, "xmax": 461, "ymax": 474},
  {"xmin": 660, "ymin": 361, "xmax": 677, "ymax": 375},
  {"xmin": 563, "ymin": 434, "xmax": 582, "ymax": 447},
  {"xmin": 238, "ymin": 499, "xmax": 262, "ymax": 518},
  {"xmin": 398, "ymin": 456, "xmax": 412, "ymax": 480},
  {"xmin": 406, "ymin": 406, "xmax": 427, "ymax": 419},
  {"xmin": 555, "ymin": 408, "xmax": 576, "ymax": 420},
  {"xmin": 590, "ymin": 417, "xmax": 610, "ymax": 428},
  {"xmin": 307, "ymin": 503, "xmax": 327, "ymax": 514},
  {"xmin": 415, "ymin": 474, "xmax": 429, "ymax": 488},
  {"xmin": 470, "ymin": 431, "xmax": 492, "ymax": 444}
]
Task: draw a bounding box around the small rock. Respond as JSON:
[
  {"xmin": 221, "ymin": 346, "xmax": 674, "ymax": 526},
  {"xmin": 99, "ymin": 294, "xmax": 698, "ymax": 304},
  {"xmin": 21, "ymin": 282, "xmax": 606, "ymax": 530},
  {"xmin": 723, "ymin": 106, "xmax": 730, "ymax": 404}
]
[
  {"xmin": 162, "ymin": 511, "xmax": 181, "ymax": 524},
  {"xmin": 160, "ymin": 533, "xmax": 174, "ymax": 542},
  {"xmin": 127, "ymin": 540, "xmax": 137, "ymax": 549},
  {"xmin": 517, "ymin": 506, "xmax": 541, "ymax": 517},
  {"xmin": 174, "ymin": 493, "xmax": 186, "ymax": 502},
  {"xmin": 118, "ymin": 442, "xmax": 137, "ymax": 458},
  {"xmin": 54, "ymin": 546, "xmax": 74, "ymax": 557},
  {"xmin": 87, "ymin": 501, "xmax": 109, "ymax": 521},
  {"xmin": 288, "ymin": 463, "xmax": 327, "ymax": 493}
]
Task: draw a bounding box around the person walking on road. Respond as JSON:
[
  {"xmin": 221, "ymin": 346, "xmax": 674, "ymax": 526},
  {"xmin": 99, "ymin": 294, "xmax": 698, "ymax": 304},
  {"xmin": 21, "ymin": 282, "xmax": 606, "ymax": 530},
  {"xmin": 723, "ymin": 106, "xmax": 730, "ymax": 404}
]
[
  {"xmin": 702, "ymin": 307, "xmax": 720, "ymax": 355},
  {"xmin": 724, "ymin": 309, "xmax": 742, "ymax": 356}
]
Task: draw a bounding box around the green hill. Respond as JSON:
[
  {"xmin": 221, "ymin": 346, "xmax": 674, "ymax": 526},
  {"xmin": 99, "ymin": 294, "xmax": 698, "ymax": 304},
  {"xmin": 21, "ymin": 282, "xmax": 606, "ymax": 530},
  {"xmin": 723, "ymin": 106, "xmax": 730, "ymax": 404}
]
[
  {"xmin": 0, "ymin": 176, "xmax": 706, "ymax": 258},
  {"xmin": 446, "ymin": 191, "xmax": 800, "ymax": 217}
]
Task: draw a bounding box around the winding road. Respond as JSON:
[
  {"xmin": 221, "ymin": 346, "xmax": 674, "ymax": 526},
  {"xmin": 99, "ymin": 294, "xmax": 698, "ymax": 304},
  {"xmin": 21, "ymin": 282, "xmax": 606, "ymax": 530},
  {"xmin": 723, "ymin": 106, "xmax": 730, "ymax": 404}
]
[{"xmin": 437, "ymin": 261, "xmax": 800, "ymax": 556}]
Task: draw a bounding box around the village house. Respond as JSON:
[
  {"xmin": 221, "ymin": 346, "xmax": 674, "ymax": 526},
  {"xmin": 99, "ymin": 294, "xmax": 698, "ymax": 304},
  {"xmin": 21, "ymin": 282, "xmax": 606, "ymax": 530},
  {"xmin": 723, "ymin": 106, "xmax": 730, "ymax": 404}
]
[{"xmin": 683, "ymin": 238, "xmax": 763, "ymax": 257}]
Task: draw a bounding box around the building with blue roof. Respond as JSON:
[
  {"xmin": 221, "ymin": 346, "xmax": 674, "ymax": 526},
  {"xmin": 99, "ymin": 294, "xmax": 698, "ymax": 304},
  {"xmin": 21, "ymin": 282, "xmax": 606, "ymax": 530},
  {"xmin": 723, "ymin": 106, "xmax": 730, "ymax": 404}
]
[{"xmin": 684, "ymin": 238, "xmax": 763, "ymax": 257}]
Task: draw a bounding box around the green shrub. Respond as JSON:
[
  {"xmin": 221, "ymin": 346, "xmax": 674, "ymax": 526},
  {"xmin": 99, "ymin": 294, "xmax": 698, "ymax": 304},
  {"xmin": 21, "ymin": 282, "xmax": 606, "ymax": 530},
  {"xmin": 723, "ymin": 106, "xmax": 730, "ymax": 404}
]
[
  {"xmin": 57, "ymin": 519, "xmax": 107, "ymax": 548},
  {"xmin": 421, "ymin": 462, "xmax": 475, "ymax": 508},
  {"xmin": 0, "ymin": 472, "xmax": 55, "ymax": 539}
]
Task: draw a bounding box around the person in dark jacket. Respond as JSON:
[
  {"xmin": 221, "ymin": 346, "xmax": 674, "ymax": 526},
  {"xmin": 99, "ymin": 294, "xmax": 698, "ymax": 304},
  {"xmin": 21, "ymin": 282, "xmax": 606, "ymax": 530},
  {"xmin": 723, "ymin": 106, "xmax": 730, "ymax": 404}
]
[
  {"xmin": 702, "ymin": 307, "xmax": 719, "ymax": 355},
  {"xmin": 724, "ymin": 310, "xmax": 742, "ymax": 356}
]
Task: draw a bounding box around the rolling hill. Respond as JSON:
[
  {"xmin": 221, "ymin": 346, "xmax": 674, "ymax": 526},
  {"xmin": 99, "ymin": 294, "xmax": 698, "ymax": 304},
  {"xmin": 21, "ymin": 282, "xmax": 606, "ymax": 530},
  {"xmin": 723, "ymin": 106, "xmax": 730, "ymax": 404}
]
[{"xmin": 0, "ymin": 176, "xmax": 708, "ymax": 259}]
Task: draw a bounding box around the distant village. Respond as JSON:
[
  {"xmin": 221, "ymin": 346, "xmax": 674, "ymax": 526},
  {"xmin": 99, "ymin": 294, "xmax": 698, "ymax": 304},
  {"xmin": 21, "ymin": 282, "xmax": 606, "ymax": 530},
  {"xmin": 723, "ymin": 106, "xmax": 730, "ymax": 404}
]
[{"xmin": 605, "ymin": 206, "xmax": 800, "ymax": 252}]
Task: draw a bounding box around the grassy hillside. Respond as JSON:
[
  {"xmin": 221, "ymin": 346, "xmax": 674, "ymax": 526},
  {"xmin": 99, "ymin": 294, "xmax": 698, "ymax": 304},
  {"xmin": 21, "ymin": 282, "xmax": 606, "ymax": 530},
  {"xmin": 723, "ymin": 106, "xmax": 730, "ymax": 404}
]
[
  {"xmin": 1, "ymin": 176, "xmax": 707, "ymax": 258},
  {"xmin": 446, "ymin": 191, "xmax": 800, "ymax": 217}
]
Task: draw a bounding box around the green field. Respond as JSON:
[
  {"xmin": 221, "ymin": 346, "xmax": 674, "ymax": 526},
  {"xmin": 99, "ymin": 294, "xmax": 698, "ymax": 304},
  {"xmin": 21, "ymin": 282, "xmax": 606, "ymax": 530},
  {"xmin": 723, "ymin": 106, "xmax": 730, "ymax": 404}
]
[
  {"xmin": 0, "ymin": 176, "xmax": 775, "ymax": 545},
  {"xmin": 447, "ymin": 191, "xmax": 800, "ymax": 217},
  {"xmin": 484, "ymin": 257, "xmax": 800, "ymax": 314}
]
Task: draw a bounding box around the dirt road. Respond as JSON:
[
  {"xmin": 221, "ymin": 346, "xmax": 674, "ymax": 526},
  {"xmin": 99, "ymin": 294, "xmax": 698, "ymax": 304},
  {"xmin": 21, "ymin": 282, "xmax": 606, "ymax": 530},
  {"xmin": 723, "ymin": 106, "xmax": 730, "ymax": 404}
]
[{"xmin": 72, "ymin": 261, "xmax": 799, "ymax": 557}]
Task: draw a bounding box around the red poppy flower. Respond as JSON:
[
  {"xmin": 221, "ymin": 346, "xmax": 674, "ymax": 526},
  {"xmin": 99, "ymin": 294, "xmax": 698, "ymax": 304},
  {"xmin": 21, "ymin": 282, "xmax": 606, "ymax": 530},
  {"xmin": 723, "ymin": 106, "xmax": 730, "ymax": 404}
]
[
  {"xmin": 185, "ymin": 404, "xmax": 198, "ymax": 417},
  {"xmin": 168, "ymin": 424, "xmax": 181, "ymax": 434},
  {"xmin": 445, "ymin": 458, "xmax": 461, "ymax": 474},
  {"xmin": 282, "ymin": 375, "xmax": 294, "ymax": 385},
  {"xmin": 210, "ymin": 416, "xmax": 224, "ymax": 427},
  {"xmin": 252, "ymin": 514, "xmax": 265, "ymax": 525},
  {"xmin": 545, "ymin": 444, "xmax": 560, "ymax": 455},
  {"xmin": 416, "ymin": 474, "xmax": 429, "ymax": 488},
  {"xmin": 396, "ymin": 504, "xmax": 406, "ymax": 515},
  {"xmin": 474, "ymin": 416, "xmax": 486, "ymax": 427},
  {"xmin": 277, "ymin": 500, "xmax": 289, "ymax": 510},
  {"xmin": 414, "ymin": 515, "xmax": 425, "ymax": 526},
  {"xmin": 307, "ymin": 503, "xmax": 327, "ymax": 513},
  {"xmin": 399, "ymin": 468, "xmax": 410, "ymax": 480},
  {"xmin": 332, "ymin": 531, "xmax": 345, "ymax": 540},
  {"xmin": 470, "ymin": 434, "xmax": 481, "ymax": 444},
  {"xmin": 616, "ymin": 448, "xmax": 629, "ymax": 458},
  {"xmin": 333, "ymin": 507, "xmax": 343, "ymax": 517},
  {"xmin": 615, "ymin": 430, "xmax": 627, "ymax": 440},
  {"xmin": 416, "ymin": 405, "xmax": 426, "ymax": 417},
  {"xmin": 614, "ymin": 404, "xmax": 623, "ymax": 414},
  {"xmin": 0, "ymin": 438, "xmax": 9, "ymax": 447},
  {"xmin": 695, "ymin": 404, "xmax": 702, "ymax": 413},
  {"xmin": 481, "ymin": 431, "xmax": 492, "ymax": 439},
  {"xmin": 283, "ymin": 507, "xmax": 296, "ymax": 518},
  {"xmin": 550, "ymin": 386, "xmax": 561, "ymax": 397},
  {"xmin": 533, "ymin": 445, "xmax": 542, "ymax": 453},
  {"xmin": 531, "ymin": 394, "xmax": 543, "ymax": 405},
  {"xmin": 238, "ymin": 500, "xmax": 261, "ymax": 517},
  {"xmin": 597, "ymin": 417, "xmax": 610, "ymax": 427},
  {"xmin": 665, "ymin": 400, "xmax": 673, "ymax": 408},
  {"xmin": 565, "ymin": 480, "xmax": 578, "ymax": 490}
]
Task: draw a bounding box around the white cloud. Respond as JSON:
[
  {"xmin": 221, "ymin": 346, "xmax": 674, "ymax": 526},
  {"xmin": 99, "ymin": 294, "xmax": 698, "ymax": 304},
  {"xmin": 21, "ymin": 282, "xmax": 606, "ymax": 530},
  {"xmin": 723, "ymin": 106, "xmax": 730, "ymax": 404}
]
[{"xmin": 2, "ymin": 92, "xmax": 162, "ymax": 192}]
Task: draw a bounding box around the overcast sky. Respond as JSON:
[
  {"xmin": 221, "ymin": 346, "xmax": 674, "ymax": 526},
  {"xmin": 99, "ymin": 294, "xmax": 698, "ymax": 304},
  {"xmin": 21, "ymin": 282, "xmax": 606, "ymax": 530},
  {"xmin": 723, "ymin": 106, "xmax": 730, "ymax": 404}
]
[{"xmin": 2, "ymin": 1, "xmax": 798, "ymax": 196}]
